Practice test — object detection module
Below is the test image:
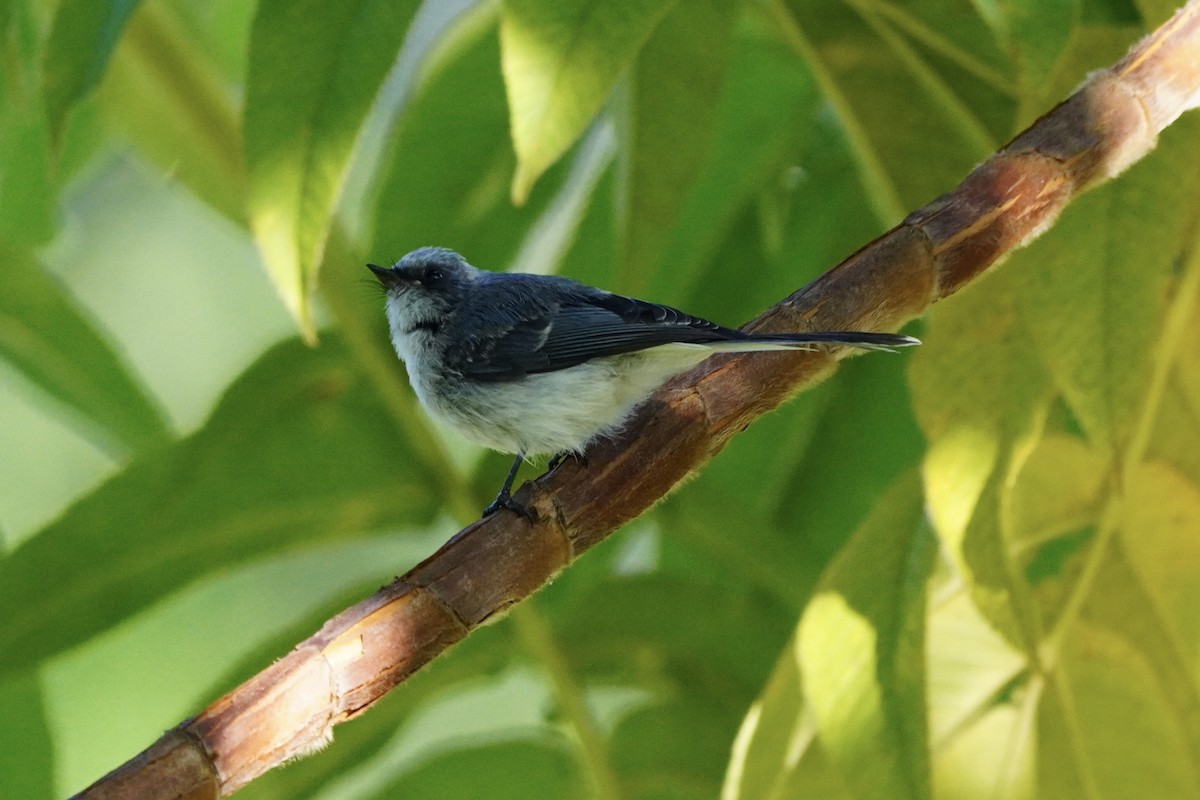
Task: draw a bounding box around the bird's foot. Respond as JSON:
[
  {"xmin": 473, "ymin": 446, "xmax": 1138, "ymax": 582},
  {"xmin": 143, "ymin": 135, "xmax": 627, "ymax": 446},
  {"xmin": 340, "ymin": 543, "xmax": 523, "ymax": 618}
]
[{"xmin": 482, "ymin": 490, "xmax": 535, "ymax": 521}]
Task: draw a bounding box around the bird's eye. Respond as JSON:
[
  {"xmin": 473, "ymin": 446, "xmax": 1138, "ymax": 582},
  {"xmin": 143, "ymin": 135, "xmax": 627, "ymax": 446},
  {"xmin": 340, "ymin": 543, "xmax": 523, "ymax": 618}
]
[{"xmin": 425, "ymin": 268, "xmax": 444, "ymax": 284}]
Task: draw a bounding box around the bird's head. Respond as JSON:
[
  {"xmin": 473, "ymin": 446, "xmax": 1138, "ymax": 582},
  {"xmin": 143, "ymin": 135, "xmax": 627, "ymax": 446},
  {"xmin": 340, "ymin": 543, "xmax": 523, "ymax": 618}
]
[{"xmin": 368, "ymin": 247, "xmax": 475, "ymax": 335}]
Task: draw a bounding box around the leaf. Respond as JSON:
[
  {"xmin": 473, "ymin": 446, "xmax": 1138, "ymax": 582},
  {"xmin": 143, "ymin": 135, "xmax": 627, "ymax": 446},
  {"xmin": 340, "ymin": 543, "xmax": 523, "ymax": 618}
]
[
  {"xmin": 0, "ymin": 246, "xmax": 170, "ymax": 454},
  {"xmin": 42, "ymin": 0, "xmax": 143, "ymax": 142},
  {"xmin": 640, "ymin": 9, "xmax": 823, "ymax": 304},
  {"xmin": 786, "ymin": 0, "xmax": 1002, "ymax": 215},
  {"xmin": 244, "ymin": 0, "xmax": 420, "ymax": 340},
  {"xmin": 925, "ymin": 589, "xmax": 1025, "ymax": 748},
  {"xmin": 0, "ymin": 105, "xmax": 56, "ymax": 246},
  {"xmin": 499, "ymin": 0, "xmax": 676, "ymax": 204},
  {"xmin": 909, "ymin": 265, "xmax": 1053, "ymax": 649},
  {"xmin": 1120, "ymin": 460, "xmax": 1200, "ymax": 659},
  {"xmin": 1006, "ymin": 0, "xmax": 1080, "ymax": 109},
  {"xmin": 99, "ymin": 3, "xmax": 246, "ymax": 223},
  {"xmin": 0, "ymin": 335, "xmax": 440, "ymax": 674},
  {"xmin": 371, "ymin": 20, "xmax": 567, "ymax": 270},
  {"xmin": 0, "ymin": 670, "xmax": 54, "ymax": 800},
  {"xmin": 1053, "ymin": 620, "xmax": 1200, "ymax": 798},
  {"xmin": 1013, "ymin": 116, "xmax": 1200, "ymax": 455},
  {"xmin": 617, "ymin": 0, "xmax": 737, "ymax": 292},
  {"xmin": 726, "ymin": 472, "xmax": 933, "ymax": 800},
  {"xmin": 371, "ymin": 738, "xmax": 584, "ymax": 800},
  {"xmin": 799, "ymin": 471, "xmax": 934, "ymax": 800}
]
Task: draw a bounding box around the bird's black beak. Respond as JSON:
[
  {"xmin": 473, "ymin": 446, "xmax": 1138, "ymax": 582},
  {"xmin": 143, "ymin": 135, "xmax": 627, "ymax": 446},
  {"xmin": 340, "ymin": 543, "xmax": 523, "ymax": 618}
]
[
  {"xmin": 367, "ymin": 262, "xmax": 396, "ymax": 284},
  {"xmin": 368, "ymin": 263, "xmax": 405, "ymax": 289},
  {"xmin": 369, "ymin": 262, "xmax": 429, "ymax": 291}
]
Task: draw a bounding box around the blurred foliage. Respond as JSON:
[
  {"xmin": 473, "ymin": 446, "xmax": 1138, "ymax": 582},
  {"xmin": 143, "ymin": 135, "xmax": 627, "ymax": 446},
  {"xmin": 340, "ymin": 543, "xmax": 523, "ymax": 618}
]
[{"xmin": 0, "ymin": 0, "xmax": 1198, "ymax": 798}]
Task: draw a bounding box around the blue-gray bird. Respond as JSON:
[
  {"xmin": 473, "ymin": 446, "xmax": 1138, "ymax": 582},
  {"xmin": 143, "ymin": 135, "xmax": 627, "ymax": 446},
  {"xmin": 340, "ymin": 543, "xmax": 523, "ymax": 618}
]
[{"xmin": 370, "ymin": 247, "xmax": 917, "ymax": 517}]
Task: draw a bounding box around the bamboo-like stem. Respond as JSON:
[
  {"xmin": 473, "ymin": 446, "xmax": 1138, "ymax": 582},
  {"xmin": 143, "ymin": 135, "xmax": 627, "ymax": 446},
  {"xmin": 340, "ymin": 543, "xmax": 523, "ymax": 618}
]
[{"xmin": 74, "ymin": 3, "xmax": 1200, "ymax": 797}]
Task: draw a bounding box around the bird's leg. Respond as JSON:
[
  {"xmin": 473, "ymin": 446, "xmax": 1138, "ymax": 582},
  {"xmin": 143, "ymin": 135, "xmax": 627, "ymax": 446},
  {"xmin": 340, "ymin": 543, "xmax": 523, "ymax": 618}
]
[{"xmin": 482, "ymin": 452, "xmax": 534, "ymax": 519}]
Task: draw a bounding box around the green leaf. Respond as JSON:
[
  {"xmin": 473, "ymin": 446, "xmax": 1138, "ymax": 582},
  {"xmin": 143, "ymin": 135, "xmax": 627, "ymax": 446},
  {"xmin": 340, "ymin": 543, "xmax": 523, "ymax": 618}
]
[
  {"xmin": 244, "ymin": 0, "xmax": 420, "ymax": 340},
  {"xmin": 0, "ymin": 335, "xmax": 440, "ymax": 674},
  {"xmin": 499, "ymin": 0, "xmax": 676, "ymax": 204},
  {"xmin": 798, "ymin": 471, "xmax": 934, "ymax": 800},
  {"xmin": 785, "ymin": 0, "xmax": 1004, "ymax": 215},
  {"xmin": 1053, "ymin": 620, "xmax": 1200, "ymax": 798},
  {"xmin": 1120, "ymin": 461, "xmax": 1200, "ymax": 661},
  {"xmin": 616, "ymin": 0, "xmax": 737, "ymax": 292},
  {"xmin": 910, "ymin": 265, "xmax": 1053, "ymax": 649},
  {"xmin": 99, "ymin": 4, "xmax": 247, "ymax": 223},
  {"xmin": 42, "ymin": 0, "xmax": 143, "ymax": 142},
  {"xmin": 0, "ymin": 247, "xmax": 170, "ymax": 454},
  {"xmin": 0, "ymin": 670, "xmax": 54, "ymax": 800},
  {"xmin": 1004, "ymin": 0, "xmax": 1080, "ymax": 112},
  {"xmin": 0, "ymin": 105, "xmax": 56, "ymax": 246},
  {"xmin": 640, "ymin": 9, "xmax": 822, "ymax": 303},
  {"xmin": 370, "ymin": 19, "xmax": 567, "ymax": 270},
  {"xmin": 1014, "ymin": 117, "xmax": 1200, "ymax": 455},
  {"xmin": 372, "ymin": 738, "xmax": 584, "ymax": 800},
  {"xmin": 726, "ymin": 472, "xmax": 933, "ymax": 800}
]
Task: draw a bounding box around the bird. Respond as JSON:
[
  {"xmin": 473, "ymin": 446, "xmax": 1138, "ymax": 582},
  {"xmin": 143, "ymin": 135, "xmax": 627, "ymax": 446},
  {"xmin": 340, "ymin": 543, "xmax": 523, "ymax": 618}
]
[{"xmin": 369, "ymin": 247, "xmax": 918, "ymax": 517}]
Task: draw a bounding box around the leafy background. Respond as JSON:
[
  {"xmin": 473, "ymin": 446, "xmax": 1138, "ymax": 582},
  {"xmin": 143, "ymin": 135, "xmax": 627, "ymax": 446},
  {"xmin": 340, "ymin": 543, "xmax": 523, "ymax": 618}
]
[{"xmin": 1, "ymin": 0, "xmax": 1198, "ymax": 798}]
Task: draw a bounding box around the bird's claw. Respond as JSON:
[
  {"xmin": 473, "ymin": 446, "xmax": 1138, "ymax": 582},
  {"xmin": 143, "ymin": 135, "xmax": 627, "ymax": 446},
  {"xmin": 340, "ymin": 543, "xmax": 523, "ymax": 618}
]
[{"xmin": 482, "ymin": 491, "xmax": 535, "ymax": 521}]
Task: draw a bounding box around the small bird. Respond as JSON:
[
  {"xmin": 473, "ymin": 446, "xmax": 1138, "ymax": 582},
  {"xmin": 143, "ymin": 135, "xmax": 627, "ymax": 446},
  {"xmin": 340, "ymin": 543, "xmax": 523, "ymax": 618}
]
[{"xmin": 370, "ymin": 247, "xmax": 918, "ymax": 517}]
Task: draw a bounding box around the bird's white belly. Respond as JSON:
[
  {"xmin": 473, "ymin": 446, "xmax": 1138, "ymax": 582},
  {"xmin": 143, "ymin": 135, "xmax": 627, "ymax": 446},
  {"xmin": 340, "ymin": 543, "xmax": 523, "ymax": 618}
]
[{"xmin": 416, "ymin": 346, "xmax": 712, "ymax": 456}]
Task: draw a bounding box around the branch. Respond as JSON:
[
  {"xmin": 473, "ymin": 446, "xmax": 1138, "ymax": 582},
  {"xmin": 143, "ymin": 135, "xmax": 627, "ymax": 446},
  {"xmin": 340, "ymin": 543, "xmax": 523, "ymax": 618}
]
[{"xmin": 75, "ymin": 3, "xmax": 1200, "ymax": 797}]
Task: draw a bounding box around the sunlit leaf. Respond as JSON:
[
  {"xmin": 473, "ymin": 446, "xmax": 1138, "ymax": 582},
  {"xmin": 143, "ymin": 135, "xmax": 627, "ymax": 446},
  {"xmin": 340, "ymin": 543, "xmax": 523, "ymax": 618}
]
[
  {"xmin": 0, "ymin": 336, "xmax": 440, "ymax": 674},
  {"xmin": 245, "ymin": 0, "xmax": 420, "ymax": 339},
  {"xmin": 1014, "ymin": 118, "xmax": 1200, "ymax": 455},
  {"xmin": 1053, "ymin": 620, "xmax": 1200, "ymax": 797},
  {"xmin": 1120, "ymin": 461, "xmax": 1200, "ymax": 658},
  {"xmin": 799, "ymin": 471, "xmax": 933, "ymax": 799},
  {"xmin": 500, "ymin": 0, "xmax": 676, "ymax": 204},
  {"xmin": 727, "ymin": 473, "xmax": 932, "ymax": 799},
  {"xmin": 910, "ymin": 265, "xmax": 1053, "ymax": 650},
  {"xmin": 0, "ymin": 246, "xmax": 170, "ymax": 454},
  {"xmin": 42, "ymin": 0, "xmax": 143, "ymax": 142}
]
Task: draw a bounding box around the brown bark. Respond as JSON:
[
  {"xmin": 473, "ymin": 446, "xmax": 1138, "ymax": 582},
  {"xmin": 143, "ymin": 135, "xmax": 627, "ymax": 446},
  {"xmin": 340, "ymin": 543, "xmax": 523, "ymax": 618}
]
[{"xmin": 75, "ymin": 3, "xmax": 1200, "ymax": 797}]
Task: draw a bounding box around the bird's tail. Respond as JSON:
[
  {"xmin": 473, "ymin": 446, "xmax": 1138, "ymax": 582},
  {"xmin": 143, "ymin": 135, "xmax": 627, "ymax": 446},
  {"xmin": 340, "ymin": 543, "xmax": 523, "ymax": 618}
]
[{"xmin": 705, "ymin": 330, "xmax": 920, "ymax": 353}]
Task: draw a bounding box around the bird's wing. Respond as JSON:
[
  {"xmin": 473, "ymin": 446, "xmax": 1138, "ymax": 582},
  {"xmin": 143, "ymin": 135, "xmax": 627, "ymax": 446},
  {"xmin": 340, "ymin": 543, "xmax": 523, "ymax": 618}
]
[{"xmin": 455, "ymin": 292, "xmax": 741, "ymax": 381}]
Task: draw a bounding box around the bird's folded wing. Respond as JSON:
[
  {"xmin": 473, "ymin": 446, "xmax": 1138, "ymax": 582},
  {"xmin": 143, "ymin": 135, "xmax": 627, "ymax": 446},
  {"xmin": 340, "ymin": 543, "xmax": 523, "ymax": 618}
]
[{"xmin": 456, "ymin": 294, "xmax": 740, "ymax": 381}]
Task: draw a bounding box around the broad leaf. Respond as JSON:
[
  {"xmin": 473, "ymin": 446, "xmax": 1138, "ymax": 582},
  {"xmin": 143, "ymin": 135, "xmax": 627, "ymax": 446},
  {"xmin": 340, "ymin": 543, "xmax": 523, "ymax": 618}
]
[
  {"xmin": 1014, "ymin": 117, "xmax": 1200, "ymax": 455},
  {"xmin": 0, "ymin": 670, "xmax": 54, "ymax": 800},
  {"xmin": 798, "ymin": 471, "xmax": 933, "ymax": 800},
  {"xmin": 245, "ymin": 0, "xmax": 420, "ymax": 339},
  {"xmin": 42, "ymin": 0, "xmax": 143, "ymax": 142},
  {"xmin": 500, "ymin": 0, "xmax": 676, "ymax": 204},
  {"xmin": 0, "ymin": 247, "xmax": 170, "ymax": 454},
  {"xmin": 726, "ymin": 472, "xmax": 932, "ymax": 799},
  {"xmin": 371, "ymin": 18, "xmax": 569, "ymax": 270},
  {"xmin": 616, "ymin": 0, "xmax": 736, "ymax": 292},
  {"xmin": 0, "ymin": 336, "xmax": 439, "ymax": 673}
]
